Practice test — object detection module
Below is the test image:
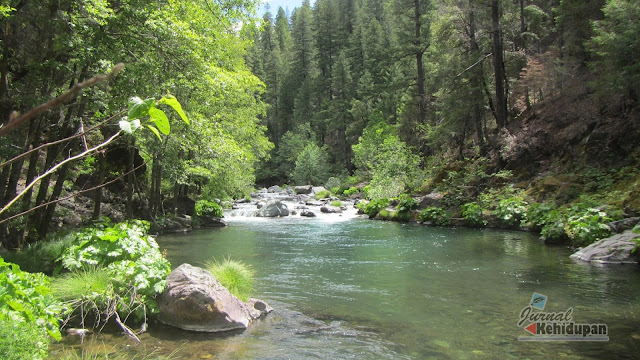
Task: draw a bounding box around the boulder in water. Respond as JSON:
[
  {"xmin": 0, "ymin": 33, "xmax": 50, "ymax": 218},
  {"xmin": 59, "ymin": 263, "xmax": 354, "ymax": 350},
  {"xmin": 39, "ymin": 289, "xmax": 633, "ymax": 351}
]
[
  {"xmin": 300, "ymin": 210, "xmax": 316, "ymax": 217},
  {"xmin": 157, "ymin": 264, "xmax": 271, "ymax": 332},
  {"xmin": 570, "ymin": 231, "xmax": 640, "ymax": 264},
  {"xmin": 293, "ymin": 185, "xmax": 313, "ymax": 194},
  {"xmin": 320, "ymin": 206, "xmax": 342, "ymax": 214},
  {"xmin": 256, "ymin": 200, "xmax": 290, "ymax": 217}
]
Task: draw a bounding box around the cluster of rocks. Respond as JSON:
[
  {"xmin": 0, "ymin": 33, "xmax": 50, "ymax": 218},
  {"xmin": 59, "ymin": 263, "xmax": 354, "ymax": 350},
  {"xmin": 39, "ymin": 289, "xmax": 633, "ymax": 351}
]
[{"xmin": 241, "ymin": 185, "xmax": 354, "ymax": 218}]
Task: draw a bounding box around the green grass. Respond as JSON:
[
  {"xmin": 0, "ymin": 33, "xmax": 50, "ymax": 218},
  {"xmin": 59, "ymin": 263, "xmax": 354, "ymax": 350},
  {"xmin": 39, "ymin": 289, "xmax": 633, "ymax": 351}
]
[
  {"xmin": 315, "ymin": 190, "xmax": 331, "ymax": 199},
  {"xmin": 2, "ymin": 232, "xmax": 77, "ymax": 274},
  {"xmin": 50, "ymin": 268, "xmax": 112, "ymax": 302},
  {"xmin": 0, "ymin": 317, "xmax": 49, "ymax": 360},
  {"xmin": 330, "ymin": 200, "xmax": 343, "ymax": 207},
  {"xmin": 58, "ymin": 341, "xmax": 179, "ymax": 360},
  {"xmin": 204, "ymin": 258, "xmax": 254, "ymax": 302}
]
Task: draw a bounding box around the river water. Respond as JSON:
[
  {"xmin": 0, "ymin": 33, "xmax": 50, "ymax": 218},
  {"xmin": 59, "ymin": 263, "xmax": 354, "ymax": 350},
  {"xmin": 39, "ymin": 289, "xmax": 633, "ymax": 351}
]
[{"xmin": 51, "ymin": 213, "xmax": 640, "ymax": 359}]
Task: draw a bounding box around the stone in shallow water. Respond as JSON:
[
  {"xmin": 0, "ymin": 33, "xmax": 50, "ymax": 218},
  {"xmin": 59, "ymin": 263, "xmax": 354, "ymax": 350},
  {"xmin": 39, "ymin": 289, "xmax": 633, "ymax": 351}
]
[
  {"xmin": 256, "ymin": 200, "xmax": 289, "ymax": 217},
  {"xmin": 157, "ymin": 263, "xmax": 271, "ymax": 333},
  {"xmin": 570, "ymin": 230, "xmax": 640, "ymax": 264}
]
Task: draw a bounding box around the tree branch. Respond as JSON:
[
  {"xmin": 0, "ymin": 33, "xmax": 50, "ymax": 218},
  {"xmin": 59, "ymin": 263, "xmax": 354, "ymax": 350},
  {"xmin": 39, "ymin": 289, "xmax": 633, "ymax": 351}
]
[
  {"xmin": 0, "ymin": 131, "xmax": 122, "ymax": 216},
  {"xmin": 0, "ymin": 109, "xmax": 125, "ymax": 170},
  {"xmin": 456, "ymin": 53, "xmax": 492, "ymax": 77},
  {"xmin": 0, "ymin": 63, "xmax": 124, "ymax": 138},
  {"xmin": 0, "ymin": 158, "xmax": 148, "ymax": 225}
]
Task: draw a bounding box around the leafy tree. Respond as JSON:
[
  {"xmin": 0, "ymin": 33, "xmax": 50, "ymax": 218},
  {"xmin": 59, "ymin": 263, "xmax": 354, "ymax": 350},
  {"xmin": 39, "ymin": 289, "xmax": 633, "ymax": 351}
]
[{"xmin": 291, "ymin": 142, "xmax": 330, "ymax": 185}]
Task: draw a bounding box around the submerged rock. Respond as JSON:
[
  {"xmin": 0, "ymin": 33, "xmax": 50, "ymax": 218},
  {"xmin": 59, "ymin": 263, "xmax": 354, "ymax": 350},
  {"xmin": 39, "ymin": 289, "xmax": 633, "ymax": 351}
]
[
  {"xmin": 157, "ymin": 264, "xmax": 272, "ymax": 333},
  {"xmin": 256, "ymin": 200, "xmax": 290, "ymax": 217},
  {"xmin": 570, "ymin": 231, "xmax": 640, "ymax": 264},
  {"xmin": 300, "ymin": 210, "xmax": 316, "ymax": 217}
]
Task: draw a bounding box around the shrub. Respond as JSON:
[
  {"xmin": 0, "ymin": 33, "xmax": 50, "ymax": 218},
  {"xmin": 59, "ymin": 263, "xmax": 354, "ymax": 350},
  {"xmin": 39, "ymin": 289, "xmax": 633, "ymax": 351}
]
[
  {"xmin": 396, "ymin": 195, "xmax": 418, "ymax": 214},
  {"xmin": 494, "ymin": 197, "xmax": 528, "ymax": 226},
  {"xmin": 364, "ymin": 198, "xmax": 390, "ymax": 218},
  {"xmin": 330, "ymin": 200, "xmax": 343, "ymax": 207},
  {"xmin": 59, "ymin": 220, "xmax": 171, "ymax": 319},
  {"xmin": 461, "ymin": 202, "xmax": 487, "ymax": 227},
  {"xmin": 0, "ymin": 258, "xmax": 62, "ymax": 347},
  {"xmin": 419, "ymin": 207, "xmax": 450, "ymax": 226},
  {"xmin": 205, "ymin": 259, "xmax": 254, "ymax": 302},
  {"xmin": 343, "ymin": 187, "xmax": 359, "ymax": 196},
  {"xmin": 524, "ymin": 202, "xmax": 556, "ymax": 229},
  {"xmin": 195, "ymin": 200, "xmax": 223, "ymax": 218},
  {"xmin": 0, "ymin": 316, "xmax": 50, "ymax": 360},
  {"xmin": 315, "ymin": 190, "xmax": 331, "ymax": 199},
  {"xmin": 325, "ymin": 177, "xmax": 341, "ymax": 191},
  {"xmin": 564, "ymin": 208, "xmax": 612, "ymax": 246}
]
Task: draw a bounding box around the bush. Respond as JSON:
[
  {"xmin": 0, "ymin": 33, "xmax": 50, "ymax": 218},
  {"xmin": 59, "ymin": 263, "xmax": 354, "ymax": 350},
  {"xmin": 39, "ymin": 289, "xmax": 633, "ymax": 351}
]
[
  {"xmin": 462, "ymin": 202, "xmax": 487, "ymax": 227},
  {"xmin": 330, "ymin": 200, "xmax": 343, "ymax": 207},
  {"xmin": 0, "ymin": 258, "xmax": 62, "ymax": 347},
  {"xmin": 564, "ymin": 208, "xmax": 612, "ymax": 246},
  {"xmin": 364, "ymin": 198, "xmax": 390, "ymax": 218},
  {"xmin": 524, "ymin": 202, "xmax": 556, "ymax": 229},
  {"xmin": 419, "ymin": 207, "xmax": 450, "ymax": 226},
  {"xmin": 396, "ymin": 195, "xmax": 418, "ymax": 214},
  {"xmin": 325, "ymin": 177, "xmax": 341, "ymax": 191},
  {"xmin": 0, "ymin": 316, "xmax": 50, "ymax": 360},
  {"xmin": 494, "ymin": 197, "xmax": 528, "ymax": 226},
  {"xmin": 315, "ymin": 190, "xmax": 331, "ymax": 199},
  {"xmin": 343, "ymin": 187, "xmax": 359, "ymax": 196},
  {"xmin": 59, "ymin": 220, "xmax": 171, "ymax": 319},
  {"xmin": 195, "ymin": 200, "xmax": 223, "ymax": 218},
  {"xmin": 205, "ymin": 259, "xmax": 254, "ymax": 302}
]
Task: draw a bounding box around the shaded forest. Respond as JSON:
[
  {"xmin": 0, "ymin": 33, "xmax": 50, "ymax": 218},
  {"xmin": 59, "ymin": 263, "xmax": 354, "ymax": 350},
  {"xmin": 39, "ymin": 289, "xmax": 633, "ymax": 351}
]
[{"xmin": 248, "ymin": 0, "xmax": 639, "ymax": 191}]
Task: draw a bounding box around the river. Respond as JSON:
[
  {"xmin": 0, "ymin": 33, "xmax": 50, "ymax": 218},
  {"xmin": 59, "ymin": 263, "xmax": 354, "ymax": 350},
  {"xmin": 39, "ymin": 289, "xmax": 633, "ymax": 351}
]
[{"xmin": 51, "ymin": 214, "xmax": 640, "ymax": 359}]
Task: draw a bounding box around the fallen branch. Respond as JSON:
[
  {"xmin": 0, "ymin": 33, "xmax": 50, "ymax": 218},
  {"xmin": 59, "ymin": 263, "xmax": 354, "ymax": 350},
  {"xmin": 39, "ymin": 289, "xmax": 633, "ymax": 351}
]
[
  {"xmin": 0, "ymin": 63, "xmax": 125, "ymax": 137},
  {"xmin": 0, "ymin": 131, "xmax": 122, "ymax": 215}
]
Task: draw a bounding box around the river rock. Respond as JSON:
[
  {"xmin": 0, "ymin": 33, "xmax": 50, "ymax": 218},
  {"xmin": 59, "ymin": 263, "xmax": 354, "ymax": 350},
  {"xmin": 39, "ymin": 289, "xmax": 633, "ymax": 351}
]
[
  {"xmin": 256, "ymin": 200, "xmax": 289, "ymax": 217},
  {"xmin": 300, "ymin": 210, "xmax": 316, "ymax": 217},
  {"xmin": 157, "ymin": 264, "xmax": 271, "ymax": 332},
  {"xmin": 293, "ymin": 185, "xmax": 313, "ymax": 194},
  {"xmin": 320, "ymin": 206, "xmax": 342, "ymax": 214},
  {"xmin": 608, "ymin": 217, "xmax": 640, "ymax": 233},
  {"xmin": 163, "ymin": 216, "xmax": 193, "ymax": 233},
  {"xmin": 267, "ymin": 185, "xmax": 281, "ymax": 193},
  {"xmin": 312, "ymin": 186, "xmax": 327, "ymax": 194},
  {"xmin": 570, "ymin": 231, "xmax": 640, "ymax": 264},
  {"xmin": 418, "ymin": 192, "xmax": 444, "ymax": 209},
  {"xmin": 199, "ymin": 216, "xmax": 227, "ymax": 228}
]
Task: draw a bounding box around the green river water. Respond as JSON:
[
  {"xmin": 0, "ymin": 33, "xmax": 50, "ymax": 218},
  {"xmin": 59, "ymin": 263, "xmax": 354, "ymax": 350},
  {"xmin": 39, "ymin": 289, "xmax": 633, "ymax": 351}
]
[{"xmin": 51, "ymin": 216, "xmax": 640, "ymax": 359}]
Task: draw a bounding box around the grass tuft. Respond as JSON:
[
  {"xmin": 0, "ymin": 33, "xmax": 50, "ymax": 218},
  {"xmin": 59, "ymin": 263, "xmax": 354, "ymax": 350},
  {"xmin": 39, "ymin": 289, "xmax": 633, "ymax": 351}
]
[
  {"xmin": 50, "ymin": 268, "xmax": 112, "ymax": 302},
  {"xmin": 204, "ymin": 258, "xmax": 254, "ymax": 302}
]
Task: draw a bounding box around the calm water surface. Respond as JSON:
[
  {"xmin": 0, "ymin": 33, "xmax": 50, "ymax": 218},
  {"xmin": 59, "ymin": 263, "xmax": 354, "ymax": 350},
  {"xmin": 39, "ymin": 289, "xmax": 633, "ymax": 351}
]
[{"xmin": 51, "ymin": 216, "xmax": 640, "ymax": 359}]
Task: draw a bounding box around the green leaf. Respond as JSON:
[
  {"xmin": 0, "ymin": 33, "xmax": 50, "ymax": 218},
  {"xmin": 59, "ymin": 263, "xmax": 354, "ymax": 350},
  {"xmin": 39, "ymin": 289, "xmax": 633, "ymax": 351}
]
[
  {"xmin": 128, "ymin": 97, "xmax": 156, "ymax": 120},
  {"xmin": 146, "ymin": 125, "xmax": 161, "ymax": 139},
  {"xmin": 149, "ymin": 108, "xmax": 170, "ymax": 135},
  {"xmin": 159, "ymin": 95, "xmax": 189, "ymax": 125}
]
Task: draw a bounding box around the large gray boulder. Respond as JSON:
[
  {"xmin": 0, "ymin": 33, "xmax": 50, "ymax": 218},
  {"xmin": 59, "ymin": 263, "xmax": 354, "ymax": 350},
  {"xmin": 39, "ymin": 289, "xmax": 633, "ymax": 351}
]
[
  {"xmin": 256, "ymin": 200, "xmax": 290, "ymax": 217},
  {"xmin": 320, "ymin": 206, "xmax": 342, "ymax": 214},
  {"xmin": 570, "ymin": 231, "xmax": 640, "ymax": 264},
  {"xmin": 293, "ymin": 185, "xmax": 313, "ymax": 194},
  {"xmin": 418, "ymin": 192, "xmax": 444, "ymax": 209},
  {"xmin": 157, "ymin": 264, "xmax": 272, "ymax": 332}
]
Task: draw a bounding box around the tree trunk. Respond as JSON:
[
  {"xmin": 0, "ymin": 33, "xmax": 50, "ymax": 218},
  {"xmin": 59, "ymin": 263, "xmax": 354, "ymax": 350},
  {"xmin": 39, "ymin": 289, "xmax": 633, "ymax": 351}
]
[
  {"xmin": 491, "ymin": 0, "xmax": 507, "ymax": 129},
  {"xmin": 92, "ymin": 152, "xmax": 105, "ymax": 220},
  {"xmin": 414, "ymin": 0, "xmax": 426, "ymax": 123},
  {"xmin": 468, "ymin": 1, "xmax": 485, "ymax": 155}
]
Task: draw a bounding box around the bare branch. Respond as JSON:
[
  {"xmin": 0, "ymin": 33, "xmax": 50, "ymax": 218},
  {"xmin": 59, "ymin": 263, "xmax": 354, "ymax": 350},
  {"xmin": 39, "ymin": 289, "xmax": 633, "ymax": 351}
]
[
  {"xmin": 0, "ymin": 63, "xmax": 124, "ymax": 138},
  {"xmin": 0, "ymin": 109, "xmax": 125, "ymax": 170},
  {"xmin": 0, "ymin": 131, "xmax": 122, "ymax": 215},
  {"xmin": 456, "ymin": 53, "xmax": 492, "ymax": 77},
  {"xmin": 0, "ymin": 158, "xmax": 148, "ymax": 225}
]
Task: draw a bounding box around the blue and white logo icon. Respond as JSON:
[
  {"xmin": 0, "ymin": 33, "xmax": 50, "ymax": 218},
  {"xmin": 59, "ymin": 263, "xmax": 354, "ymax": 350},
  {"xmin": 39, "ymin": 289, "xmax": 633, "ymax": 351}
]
[{"xmin": 530, "ymin": 292, "xmax": 547, "ymax": 310}]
